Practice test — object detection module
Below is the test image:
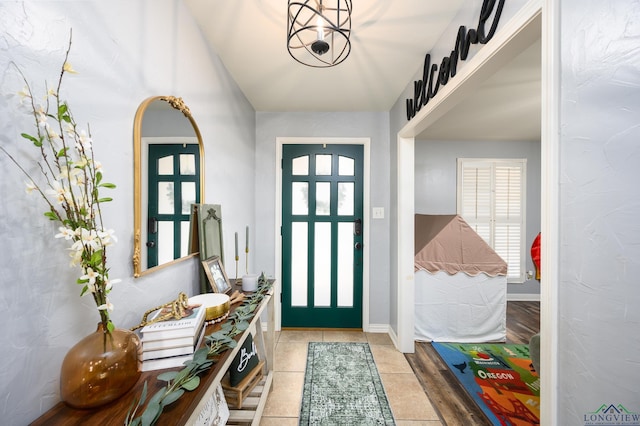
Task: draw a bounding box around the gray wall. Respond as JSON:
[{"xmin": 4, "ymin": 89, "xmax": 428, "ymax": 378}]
[
  {"xmin": 255, "ymin": 112, "xmax": 391, "ymax": 326},
  {"xmin": 0, "ymin": 1, "xmax": 255, "ymax": 424},
  {"xmin": 414, "ymin": 139, "xmax": 541, "ymax": 295},
  {"xmin": 558, "ymin": 0, "xmax": 640, "ymax": 422}
]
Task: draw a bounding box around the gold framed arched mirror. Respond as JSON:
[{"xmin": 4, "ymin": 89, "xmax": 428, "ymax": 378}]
[{"xmin": 133, "ymin": 96, "xmax": 205, "ymax": 277}]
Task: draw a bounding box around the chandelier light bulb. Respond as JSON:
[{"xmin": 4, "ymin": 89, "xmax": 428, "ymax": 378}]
[{"xmin": 316, "ymin": 16, "xmax": 325, "ymax": 41}]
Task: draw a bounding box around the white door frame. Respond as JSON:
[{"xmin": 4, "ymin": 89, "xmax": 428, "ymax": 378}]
[
  {"xmin": 395, "ymin": 1, "xmax": 558, "ymax": 424},
  {"xmin": 275, "ymin": 137, "xmax": 371, "ymax": 332}
]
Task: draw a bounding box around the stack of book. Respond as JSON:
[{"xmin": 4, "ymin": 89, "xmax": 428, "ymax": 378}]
[{"xmin": 140, "ymin": 305, "xmax": 207, "ymax": 372}]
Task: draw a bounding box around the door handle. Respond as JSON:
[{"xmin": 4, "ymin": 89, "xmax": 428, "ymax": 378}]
[
  {"xmin": 355, "ymin": 242, "xmax": 362, "ymax": 250},
  {"xmin": 354, "ymin": 218, "xmax": 362, "ymax": 236},
  {"xmin": 148, "ymin": 217, "xmax": 158, "ymax": 234}
]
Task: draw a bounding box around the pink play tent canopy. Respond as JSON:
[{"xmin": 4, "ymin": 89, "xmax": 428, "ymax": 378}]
[{"xmin": 414, "ymin": 214, "xmax": 507, "ymax": 277}]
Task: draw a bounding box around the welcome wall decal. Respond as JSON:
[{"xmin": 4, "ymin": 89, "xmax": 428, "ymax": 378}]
[{"xmin": 406, "ymin": 0, "xmax": 506, "ymax": 121}]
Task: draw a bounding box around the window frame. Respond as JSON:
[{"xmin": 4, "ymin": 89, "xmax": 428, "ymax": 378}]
[{"xmin": 456, "ymin": 158, "xmax": 527, "ymax": 283}]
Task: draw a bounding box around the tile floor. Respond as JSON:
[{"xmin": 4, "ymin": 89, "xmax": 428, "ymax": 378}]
[{"xmin": 261, "ymin": 330, "xmax": 442, "ymax": 425}]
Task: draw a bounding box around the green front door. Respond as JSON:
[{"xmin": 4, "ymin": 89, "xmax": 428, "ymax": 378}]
[
  {"xmin": 282, "ymin": 144, "xmax": 364, "ymax": 328},
  {"xmin": 147, "ymin": 144, "xmax": 200, "ymax": 268}
]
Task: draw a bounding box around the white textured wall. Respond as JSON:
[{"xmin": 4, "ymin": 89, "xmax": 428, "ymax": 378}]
[
  {"xmin": 0, "ymin": 1, "xmax": 255, "ymax": 424},
  {"xmin": 389, "ymin": 0, "xmax": 640, "ymax": 422},
  {"xmin": 255, "ymin": 112, "xmax": 391, "ymax": 325},
  {"xmin": 558, "ymin": 0, "xmax": 640, "ymax": 422}
]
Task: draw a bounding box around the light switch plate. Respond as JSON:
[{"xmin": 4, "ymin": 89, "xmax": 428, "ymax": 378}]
[{"xmin": 372, "ymin": 207, "xmax": 385, "ymax": 219}]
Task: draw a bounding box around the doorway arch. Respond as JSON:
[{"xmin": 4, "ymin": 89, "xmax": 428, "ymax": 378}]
[{"xmin": 394, "ymin": 2, "xmax": 557, "ymax": 424}]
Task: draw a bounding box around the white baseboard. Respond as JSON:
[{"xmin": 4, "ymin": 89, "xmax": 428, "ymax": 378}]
[
  {"xmin": 364, "ymin": 323, "xmax": 402, "ymax": 349},
  {"xmin": 507, "ymin": 293, "xmax": 541, "ymax": 301},
  {"xmin": 367, "ymin": 323, "xmax": 391, "ymax": 334},
  {"xmin": 387, "ymin": 326, "xmax": 400, "ymax": 349}
]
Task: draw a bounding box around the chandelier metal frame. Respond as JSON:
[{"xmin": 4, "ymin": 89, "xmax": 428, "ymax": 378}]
[{"xmin": 287, "ymin": 0, "xmax": 352, "ymax": 68}]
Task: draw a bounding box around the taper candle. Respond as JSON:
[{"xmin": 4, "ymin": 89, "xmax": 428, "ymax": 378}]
[
  {"xmin": 235, "ymin": 232, "xmax": 239, "ymax": 259},
  {"xmin": 245, "ymin": 226, "xmax": 249, "ymax": 252}
]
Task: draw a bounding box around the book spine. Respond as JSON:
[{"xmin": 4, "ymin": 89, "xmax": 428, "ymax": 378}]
[
  {"xmin": 141, "ymin": 354, "xmax": 193, "ymax": 372},
  {"xmin": 140, "ymin": 308, "xmax": 206, "ymax": 341},
  {"xmin": 142, "ymin": 345, "xmax": 196, "ymax": 361},
  {"xmin": 142, "ymin": 335, "xmax": 195, "ymax": 351},
  {"xmin": 142, "ymin": 326, "xmax": 200, "ymax": 341},
  {"xmin": 142, "ymin": 326, "xmax": 207, "ymax": 360}
]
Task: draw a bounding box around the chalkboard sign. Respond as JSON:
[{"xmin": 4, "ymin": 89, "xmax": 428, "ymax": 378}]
[{"xmin": 229, "ymin": 334, "xmax": 260, "ymax": 386}]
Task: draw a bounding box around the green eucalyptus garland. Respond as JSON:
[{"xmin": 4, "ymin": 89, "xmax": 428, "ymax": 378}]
[{"xmin": 124, "ymin": 273, "xmax": 272, "ymax": 426}]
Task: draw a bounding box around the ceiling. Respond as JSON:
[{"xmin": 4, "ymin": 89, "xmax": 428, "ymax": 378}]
[{"xmin": 184, "ymin": 0, "xmax": 541, "ymax": 141}]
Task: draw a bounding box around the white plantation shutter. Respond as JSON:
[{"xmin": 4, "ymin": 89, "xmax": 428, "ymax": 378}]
[{"xmin": 457, "ymin": 159, "xmax": 526, "ymax": 282}]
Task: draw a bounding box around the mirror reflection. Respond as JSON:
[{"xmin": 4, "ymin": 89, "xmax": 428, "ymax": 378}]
[{"xmin": 133, "ymin": 96, "xmax": 205, "ymax": 277}]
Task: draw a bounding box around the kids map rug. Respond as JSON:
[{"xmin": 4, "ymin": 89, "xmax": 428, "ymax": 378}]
[{"xmin": 432, "ymin": 342, "xmax": 540, "ymax": 426}]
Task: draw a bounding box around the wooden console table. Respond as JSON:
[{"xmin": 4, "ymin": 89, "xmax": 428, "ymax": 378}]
[{"xmin": 31, "ymin": 287, "xmax": 275, "ymax": 426}]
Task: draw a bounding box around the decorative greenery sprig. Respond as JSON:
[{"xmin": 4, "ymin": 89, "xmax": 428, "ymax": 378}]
[
  {"xmin": 0, "ymin": 31, "xmax": 118, "ymax": 332},
  {"xmin": 125, "ymin": 274, "xmax": 272, "ymax": 426},
  {"xmin": 124, "ymin": 348, "xmax": 213, "ymax": 426}
]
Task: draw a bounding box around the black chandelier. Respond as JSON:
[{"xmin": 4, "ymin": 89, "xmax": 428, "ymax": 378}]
[{"xmin": 287, "ymin": 0, "xmax": 352, "ymax": 68}]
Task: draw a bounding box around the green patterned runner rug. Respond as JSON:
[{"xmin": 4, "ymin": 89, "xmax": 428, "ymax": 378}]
[{"xmin": 299, "ymin": 342, "xmax": 396, "ymax": 425}]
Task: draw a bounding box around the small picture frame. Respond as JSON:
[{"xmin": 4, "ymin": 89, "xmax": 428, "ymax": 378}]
[{"xmin": 202, "ymin": 256, "xmax": 232, "ymax": 294}]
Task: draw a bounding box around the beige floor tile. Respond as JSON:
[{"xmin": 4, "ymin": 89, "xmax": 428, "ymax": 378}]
[
  {"xmin": 262, "ymin": 371, "xmax": 304, "ymax": 418},
  {"xmin": 259, "ymin": 417, "xmax": 299, "ymax": 425},
  {"xmin": 322, "ymin": 330, "xmax": 367, "ymax": 342},
  {"xmin": 366, "ymin": 332, "xmax": 394, "ymax": 345},
  {"xmin": 274, "ymin": 341, "xmax": 308, "ymax": 372},
  {"xmin": 278, "ymin": 329, "xmax": 323, "ymax": 343},
  {"xmin": 370, "ymin": 344, "xmax": 415, "ymax": 374},
  {"xmin": 380, "ymin": 373, "xmax": 440, "ymax": 421},
  {"xmin": 263, "ymin": 332, "xmax": 439, "ymax": 425}
]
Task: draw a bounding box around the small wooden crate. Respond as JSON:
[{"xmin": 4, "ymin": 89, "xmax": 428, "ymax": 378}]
[{"xmin": 222, "ymin": 360, "xmax": 265, "ymax": 409}]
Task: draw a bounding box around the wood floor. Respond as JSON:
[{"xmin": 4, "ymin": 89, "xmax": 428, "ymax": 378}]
[{"xmin": 404, "ymin": 301, "xmax": 541, "ymax": 426}]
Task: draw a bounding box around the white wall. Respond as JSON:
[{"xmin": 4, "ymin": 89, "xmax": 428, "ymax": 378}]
[
  {"xmin": 557, "ymin": 0, "xmax": 640, "ymax": 422},
  {"xmin": 414, "ymin": 139, "xmax": 541, "ymax": 296},
  {"xmin": 388, "ymin": 0, "xmax": 640, "ymax": 422},
  {"xmin": 254, "ymin": 112, "xmax": 391, "ymax": 326},
  {"xmin": 0, "ymin": 1, "xmax": 255, "ymax": 424}
]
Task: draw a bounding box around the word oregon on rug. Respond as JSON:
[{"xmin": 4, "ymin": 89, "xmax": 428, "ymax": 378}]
[
  {"xmin": 432, "ymin": 342, "xmax": 540, "ymax": 426},
  {"xmin": 299, "ymin": 342, "xmax": 396, "ymax": 425}
]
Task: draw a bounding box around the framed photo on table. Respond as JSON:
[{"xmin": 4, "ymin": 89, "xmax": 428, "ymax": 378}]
[{"xmin": 202, "ymin": 256, "xmax": 232, "ymax": 294}]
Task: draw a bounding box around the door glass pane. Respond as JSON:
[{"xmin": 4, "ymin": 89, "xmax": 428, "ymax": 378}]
[
  {"xmin": 314, "ymin": 222, "xmax": 331, "ymax": 307},
  {"xmin": 157, "ymin": 221, "xmax": 174, "ymax": 264},
  {"xmin": 337, "ymin": 182, "xmax": 354, "ymax": 216},
  {"xmin": 292, "ymin": 182, "xmax": 309, "ymax": 215},
  {"xmin": 181, "ymin": 182, "xmax": 196, "ymax": 214},
  {"xmin": 180, "ymin": 154, "xmax": 196, "ymax": 175},
  {"xmin": 338, "ymin": 156, "xmax": 354, "ymax": 176},
  {"xmin": 292, "ymin": 155, "xmax": 309, "ymax": 176},
  {"xmin": 315, "ymin": 154, "xmax": 332, "ymax": 175},
  {"xmin": 291, "ymin": 222, "xmax": 308, "ymax": 307},
  {"xmin": 158, "ymin": 155, "xmax": 174, "ymax": 175},
  {"xmin": 316, "ymin": 182, "xmax": 330, "ymax": 216},
  {"xmin": 337, "ymin": 222, "xmax": 354, "ymax": 307},
  {"xmin": 158, "ymin": 182, "xmax": 174, "ymax": 214},
  {"xmin": 180, "ymin": 221, "xmax": 190, "ymax": 257}
]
